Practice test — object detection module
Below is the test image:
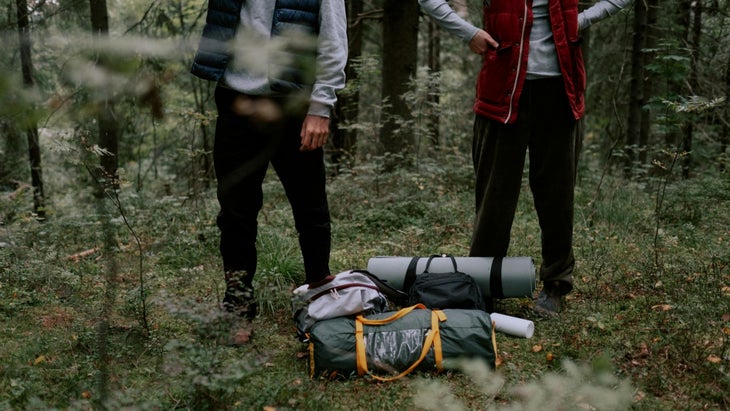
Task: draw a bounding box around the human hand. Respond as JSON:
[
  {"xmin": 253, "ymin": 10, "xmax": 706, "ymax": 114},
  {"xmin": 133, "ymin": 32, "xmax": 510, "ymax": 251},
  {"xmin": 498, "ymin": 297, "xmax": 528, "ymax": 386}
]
[
  {"xmin": 469, "ymin": 29, "xmax": 499, "ymax": 54},
  {"xmin": 300, "ymin": 115, "xmax": 330, "ymax": 151}
]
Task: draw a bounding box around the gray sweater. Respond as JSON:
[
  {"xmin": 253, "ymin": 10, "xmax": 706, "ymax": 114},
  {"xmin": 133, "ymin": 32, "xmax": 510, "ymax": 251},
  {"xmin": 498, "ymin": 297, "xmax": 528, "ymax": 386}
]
[{"xmin": 222, "ymin": 0, "xmax": 348, "ymax": 118}]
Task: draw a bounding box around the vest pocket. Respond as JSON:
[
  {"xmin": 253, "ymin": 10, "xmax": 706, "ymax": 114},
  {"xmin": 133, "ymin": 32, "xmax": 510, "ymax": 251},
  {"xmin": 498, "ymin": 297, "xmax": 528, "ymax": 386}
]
[{"xmin": 477, "ymin": 43, "xmax": 518, "ymax": 106}]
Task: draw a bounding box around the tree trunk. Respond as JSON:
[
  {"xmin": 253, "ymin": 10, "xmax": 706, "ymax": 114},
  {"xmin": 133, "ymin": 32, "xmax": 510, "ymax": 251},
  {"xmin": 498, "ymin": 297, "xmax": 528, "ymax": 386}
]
[
  {"xmin": 664, "ymin": 0, "xmax": 690, "ymax": 150},
  {"xmin": 682, "ymin": 0, "xmax": 702, "ymax": 178},
  {"xmin": 638, "ymin": 0, "xmax": 659, "ymax": 166},
  {"xmin": 380, "ymin": 0, "xmax": 418, "ymax": 166},
  {"xmin": 90, "ymin": 0, "xmax": 120, "ymax": 194},
  {"xmin": 624, "ymin": 0, "xmax": 647, "ymax": 179},
  {"xmin": 427, "ymin": 17, "xmax": 441, "ymax": 147},
  {"xmin": 0, "ymin": 123, "xmax": 25, "ymax": 188},
  {"xmin": 200, "ymin": 116, "xmax": 212, "ymax": 190},
  {"xmin": 331, "ymin": 0, "xmax": 363, "ymax": 172},
  {"xmin": 722, "ymin": 49, "xmax": 730, "ymax": 171},
  {"xmin": 16, "ymin": 0, "xmax": 45, "ymax": 219},
  {"xmin": 190, "ymin": 78, "xmax": 213, "ymax": 194}
]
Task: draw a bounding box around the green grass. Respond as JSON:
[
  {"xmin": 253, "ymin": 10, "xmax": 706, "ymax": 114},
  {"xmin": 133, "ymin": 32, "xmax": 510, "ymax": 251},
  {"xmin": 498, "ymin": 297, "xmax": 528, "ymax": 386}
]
[{"xmin": 0, "ymin": 154, "xmax": 728, "ymax": 410}]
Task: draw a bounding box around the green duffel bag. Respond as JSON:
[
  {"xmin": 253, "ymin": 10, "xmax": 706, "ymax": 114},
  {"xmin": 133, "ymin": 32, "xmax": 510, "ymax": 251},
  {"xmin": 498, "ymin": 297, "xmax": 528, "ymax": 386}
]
[{"xmin": 307, "ymin": 304, "xmax": 497, "ymax": 381}]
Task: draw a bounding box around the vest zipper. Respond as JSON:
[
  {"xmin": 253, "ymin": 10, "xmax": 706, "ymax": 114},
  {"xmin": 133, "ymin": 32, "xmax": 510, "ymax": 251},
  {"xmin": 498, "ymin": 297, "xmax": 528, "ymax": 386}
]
[{"xmin": 505, "ymin": 1, "xmax": 529, "ymax": 124}]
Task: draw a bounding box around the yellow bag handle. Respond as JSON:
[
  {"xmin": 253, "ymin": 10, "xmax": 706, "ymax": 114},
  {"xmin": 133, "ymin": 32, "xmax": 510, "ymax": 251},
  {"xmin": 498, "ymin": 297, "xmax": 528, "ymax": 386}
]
[
  {"xmin": 357, "ymin": 303, "xmax": 426, "ymax": 325},
  {"xmin": 355, "ymin": 305, "xmax": 447, "ymax": 381}
]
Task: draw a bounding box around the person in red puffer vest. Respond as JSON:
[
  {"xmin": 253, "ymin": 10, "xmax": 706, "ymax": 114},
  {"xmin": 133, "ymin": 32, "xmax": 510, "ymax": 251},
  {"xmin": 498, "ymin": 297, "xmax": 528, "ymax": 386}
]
[{"xmin": 419, "ymin": 0, "xmax": 632, "ymax": 317}]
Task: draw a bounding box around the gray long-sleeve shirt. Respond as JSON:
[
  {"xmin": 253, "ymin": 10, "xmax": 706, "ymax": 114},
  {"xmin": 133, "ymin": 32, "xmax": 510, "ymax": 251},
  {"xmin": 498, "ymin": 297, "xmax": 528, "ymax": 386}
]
[
  {"xmin": 222, "ymin": 0, "xmax": 348, "ymax": 118},
  {"xmin": 418, "ymin": 0, "xmax": 632, "ymax": 77},
  {"xmin": 530, "ymin": 0, "xmax": 632, "ymax": 78}
]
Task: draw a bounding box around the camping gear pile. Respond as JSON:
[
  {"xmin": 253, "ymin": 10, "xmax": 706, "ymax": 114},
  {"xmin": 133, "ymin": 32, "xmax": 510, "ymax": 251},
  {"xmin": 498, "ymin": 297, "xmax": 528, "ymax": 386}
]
[{"xmin": 292, "ymin": 255, "xmax": 536, "ymax": 380}]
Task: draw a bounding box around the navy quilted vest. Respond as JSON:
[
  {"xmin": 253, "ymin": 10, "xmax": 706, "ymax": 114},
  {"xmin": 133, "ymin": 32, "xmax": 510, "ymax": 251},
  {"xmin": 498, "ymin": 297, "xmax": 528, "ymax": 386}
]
[{"xmin": 191, "ymin": 0, "xmax": 320, "ymax": 90}]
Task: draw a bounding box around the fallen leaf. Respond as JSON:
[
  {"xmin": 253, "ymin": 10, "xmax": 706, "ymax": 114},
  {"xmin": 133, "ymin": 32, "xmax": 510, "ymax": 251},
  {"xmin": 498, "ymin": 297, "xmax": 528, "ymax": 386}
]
[
  {"xmin": 81, "ymin": 391, "xmax": 92, "ymax": 399},
  {"xmin": 651, "ymin": 304, "xmax": 672, "ymax": 311},
  {"xmin": 546, "ymin": 352, "xmax": 555, "ymax": 362},
  {"xmin": 707, "ymin": 355, "xmax": 722, "ymax": 364},
  {"xmin": 33, "ymin": 355, "xmax": 46, "ymax": 365},
  {"xmin": 532, "ymin": 344, "xmax": 543, "ymax": 353}
]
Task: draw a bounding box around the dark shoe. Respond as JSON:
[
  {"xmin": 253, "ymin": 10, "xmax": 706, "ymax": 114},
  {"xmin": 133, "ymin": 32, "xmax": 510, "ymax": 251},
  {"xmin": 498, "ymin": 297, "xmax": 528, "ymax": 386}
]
[
  {"xmin": 222, "ymin": 271, "xmax": 258, "ymax": 320},
  {"xmin": 534, "ymin": 287, "xmax": 563, "ymax": 318}
]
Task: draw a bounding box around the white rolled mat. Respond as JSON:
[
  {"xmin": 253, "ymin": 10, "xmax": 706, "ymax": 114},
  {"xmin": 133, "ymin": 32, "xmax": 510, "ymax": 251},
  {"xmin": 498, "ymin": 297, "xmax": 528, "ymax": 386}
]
[
  {"xmin": 366, "ymin": 256, "xmax": 536, "ymax": 298},
  {"xmin": 490, "ymin": 313, "xmax": 534, "ymax": 338}
]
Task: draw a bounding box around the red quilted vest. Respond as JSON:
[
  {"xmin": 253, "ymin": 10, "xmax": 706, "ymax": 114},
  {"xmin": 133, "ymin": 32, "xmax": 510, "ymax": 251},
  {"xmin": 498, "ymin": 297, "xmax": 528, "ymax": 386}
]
[{"xmin": 474, "ymin": 0, "xmax": 586, "ymax": 124}]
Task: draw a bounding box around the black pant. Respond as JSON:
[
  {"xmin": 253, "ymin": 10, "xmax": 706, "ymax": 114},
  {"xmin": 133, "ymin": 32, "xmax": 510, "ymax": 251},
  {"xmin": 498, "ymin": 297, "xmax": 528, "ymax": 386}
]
[
  {"xmin": 213, "ymin": 86, "xmax": 331, "ymax": 285},
  {"xmin": 470, "ymin": 78, "xmax": 580, "ymax": 294}
]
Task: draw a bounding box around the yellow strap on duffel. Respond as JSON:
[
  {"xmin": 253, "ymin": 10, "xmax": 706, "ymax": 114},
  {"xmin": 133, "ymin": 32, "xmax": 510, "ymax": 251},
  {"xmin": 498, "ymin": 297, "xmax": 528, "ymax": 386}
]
[
  {"xmin": 308, "ymin": 336, "xmax": 315, "ymax": 379},
  {"xmin": 355, "ymin": 304, "xmax": 447, "ymax": 381}
]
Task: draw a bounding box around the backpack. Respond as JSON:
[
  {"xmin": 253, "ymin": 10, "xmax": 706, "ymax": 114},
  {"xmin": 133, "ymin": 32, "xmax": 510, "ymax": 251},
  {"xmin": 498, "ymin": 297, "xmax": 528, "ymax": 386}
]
[
  {"xmin": 405, "ymin": 255, "xmax": 487, "ymax": 311},
  {"xmin": 292, "ymin": 270, "xmax": 407, "ymax": 340}
]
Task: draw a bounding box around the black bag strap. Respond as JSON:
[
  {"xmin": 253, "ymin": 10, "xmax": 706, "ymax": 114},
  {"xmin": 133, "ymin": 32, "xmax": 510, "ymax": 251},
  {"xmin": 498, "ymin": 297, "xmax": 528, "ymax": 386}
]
[
  {"xmin": 402, "ymin": 256, "xmax": 420, "ymax": 292},
  {"xmin": 489, "ymin": 256, "xmax": 505, "ymax": 299},
  {"xmin": 354, "ymin": 270, "xmax": 409, "ymax": 303},
  {"xmin": 423, "ymin": 254, "xmax": 458, "ymax": 273}
]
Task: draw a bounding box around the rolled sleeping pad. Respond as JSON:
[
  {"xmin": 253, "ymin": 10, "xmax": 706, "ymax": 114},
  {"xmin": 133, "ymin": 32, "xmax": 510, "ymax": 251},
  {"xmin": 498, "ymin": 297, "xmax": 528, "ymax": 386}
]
[{"xmin": 366, "ymin": 256, "xmax": 536, "ymax": 298}]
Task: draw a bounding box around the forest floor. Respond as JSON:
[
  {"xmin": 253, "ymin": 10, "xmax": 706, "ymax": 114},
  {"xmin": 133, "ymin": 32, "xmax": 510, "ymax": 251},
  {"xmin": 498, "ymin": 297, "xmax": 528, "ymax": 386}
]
[{"xmin": 1, "ymin": 154, "xmax": 729, "ymax": 410}]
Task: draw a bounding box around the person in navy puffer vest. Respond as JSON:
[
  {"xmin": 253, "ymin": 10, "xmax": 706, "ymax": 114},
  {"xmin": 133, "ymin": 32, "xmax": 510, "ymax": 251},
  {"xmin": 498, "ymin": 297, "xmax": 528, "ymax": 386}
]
[{"xmin": 191, "ymin": 0, "xmax": 347, "ymax": 345}]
